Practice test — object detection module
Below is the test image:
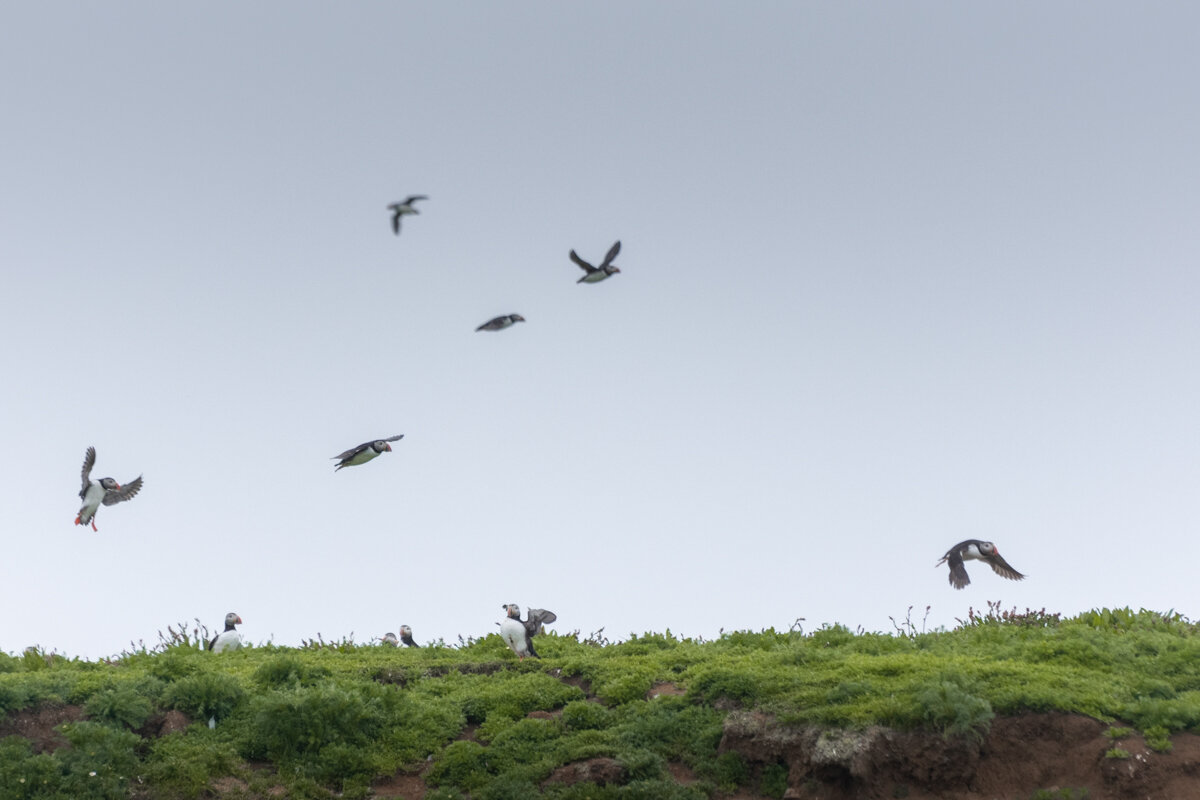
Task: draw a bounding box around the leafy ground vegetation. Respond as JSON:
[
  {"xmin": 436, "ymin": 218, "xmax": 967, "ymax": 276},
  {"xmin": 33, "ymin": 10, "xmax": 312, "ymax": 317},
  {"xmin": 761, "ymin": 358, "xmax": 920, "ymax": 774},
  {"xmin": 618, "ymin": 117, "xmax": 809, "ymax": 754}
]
[{"xmin": 0, "ymin": 605, "xmax": 1198, "ymax": 799}]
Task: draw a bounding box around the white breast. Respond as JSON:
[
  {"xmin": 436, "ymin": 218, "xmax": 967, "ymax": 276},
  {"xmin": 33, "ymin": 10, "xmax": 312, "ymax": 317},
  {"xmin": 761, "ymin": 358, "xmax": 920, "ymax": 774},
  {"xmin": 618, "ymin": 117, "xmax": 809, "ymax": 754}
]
[
  {"xmin": 211, "ymin": 631, "xmax": 243, "ymax": 653},
  {"xmin": 499, "ymin": 617, "xmax": 526, "ymax": 655}
]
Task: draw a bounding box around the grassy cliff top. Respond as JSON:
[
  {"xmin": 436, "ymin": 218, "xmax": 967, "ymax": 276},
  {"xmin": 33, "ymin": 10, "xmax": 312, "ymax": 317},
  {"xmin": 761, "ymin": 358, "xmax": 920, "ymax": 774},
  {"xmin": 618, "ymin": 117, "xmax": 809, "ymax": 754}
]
[{"xmin": 1, "ymin": 605, "xmax": 1198, "ymax": 799}]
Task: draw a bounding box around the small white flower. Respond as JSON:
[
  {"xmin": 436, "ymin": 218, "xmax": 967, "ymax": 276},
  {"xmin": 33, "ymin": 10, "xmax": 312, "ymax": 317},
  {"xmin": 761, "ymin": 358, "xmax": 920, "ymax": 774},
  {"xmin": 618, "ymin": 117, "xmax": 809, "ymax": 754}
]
[{"xmin": 89, "ymin": 771, "xmax": 97, "ymax": 777}]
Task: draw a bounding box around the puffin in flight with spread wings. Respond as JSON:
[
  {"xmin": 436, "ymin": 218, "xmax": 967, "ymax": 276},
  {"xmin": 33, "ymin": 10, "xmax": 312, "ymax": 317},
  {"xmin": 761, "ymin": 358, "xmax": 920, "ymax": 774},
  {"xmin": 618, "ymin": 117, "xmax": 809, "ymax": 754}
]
[
  {"xmin": 936, "ymin": 539, "xmax": 1025, "ymax": 589},
  {"xmin": 475, "ymin": 314, "xmax": 525, "ymax": 332},
  {"xmin": 499, "ymin": 604, "xmax": 557, "ymax": 659},
  {"xmin": 75, "ymin": 447, "xmax": 143, "ymax": 531},
  {"xmin": 570, "ymin": 240, "xmax": 622, "ymax": 283},
  {"xmin": 388, "ymin": 195, "xmax": 428, "ymax": 235},
  {"xmin": 332, "ymin": 435, "xmax": 404, "ymax": 471}
]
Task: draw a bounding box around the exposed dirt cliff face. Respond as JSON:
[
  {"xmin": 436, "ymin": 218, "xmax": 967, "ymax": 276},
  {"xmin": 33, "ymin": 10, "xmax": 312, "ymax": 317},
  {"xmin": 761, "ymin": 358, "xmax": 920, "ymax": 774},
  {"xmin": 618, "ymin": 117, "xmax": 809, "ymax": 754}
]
[{"xmin": 720, "ymin": 711, "xmax": 1200, "ymax": 800}]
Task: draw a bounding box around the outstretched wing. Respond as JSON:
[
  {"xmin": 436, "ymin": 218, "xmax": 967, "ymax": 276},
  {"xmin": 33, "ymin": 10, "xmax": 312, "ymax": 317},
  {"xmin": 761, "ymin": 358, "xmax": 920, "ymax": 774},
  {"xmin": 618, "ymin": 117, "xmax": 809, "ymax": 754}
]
[
  {"xmin": 569, "ymin": 250, "xmax": 596, "ymax": 274},
  {"xmin": 524, "ymin": 608, "xmax": 557, "ymax": 634},
  {"xmin": 80, "ymin": 447, "xmax": 96, "ymax": 498},
  {"xmin": 986, "ymin": 552, "xmax": 1025, "ymax": 582},
  {"xmin": 600, "ymin": 240, "xmax": 621, "ymax": 269},
  {"xmin": 332, "ymin": 442, "xmax": 371, "ymax": 461},
  {"xmin": 103, "ymin": 475, "xmax": 143, "ymax": 506},
  {"xmin": 391, "ymin": 210, "xmax": 401, "ymax": 234},
  {"xmin": 379, "ymin": 435, "xmax": 404, "ymax": 444},
  {"xmin": 403, "ymin": 195, "xmax": 428, "ymax": 204},
  {"xmin": 940, "ymin": 549, "xmax": 970, "ymax": 589}
]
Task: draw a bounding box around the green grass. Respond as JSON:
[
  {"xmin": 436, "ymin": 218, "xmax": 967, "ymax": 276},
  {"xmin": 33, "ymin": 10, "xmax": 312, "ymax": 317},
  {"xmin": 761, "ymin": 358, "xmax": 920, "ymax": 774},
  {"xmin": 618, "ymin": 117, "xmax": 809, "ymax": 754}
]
[{"xmin": 0, "ymin": 606, "xmax": 1197, "ymax": 798}]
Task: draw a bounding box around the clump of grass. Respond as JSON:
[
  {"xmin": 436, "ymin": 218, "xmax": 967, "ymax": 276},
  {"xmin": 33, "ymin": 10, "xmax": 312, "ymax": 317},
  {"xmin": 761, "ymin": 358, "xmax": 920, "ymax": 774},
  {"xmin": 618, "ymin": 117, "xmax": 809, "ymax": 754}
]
[
  {"xmin": 85, "ymin": 685, "xmax": 155, "ymax": 729},
  {"xmin": 1103, "ymin": 726, "xmax": 1133, "ymax": 739},
  {"xmin": 1143, "ymin": 725, "xmax": 1173, "ymax": 753},
  {"xmin": 253, "ymin": 654, "xmax": 332, "ymax": 689},
  {"xmin": 163, "ymin": 672, "xmax": 245, "ymax": 725},
  {"xmin": 1104, "ymin": 747, "xmax": 1131, "ymax": 759},
  {"xmin": 915, "ymin": 675, "xmax": 994, "ymax": 741}
]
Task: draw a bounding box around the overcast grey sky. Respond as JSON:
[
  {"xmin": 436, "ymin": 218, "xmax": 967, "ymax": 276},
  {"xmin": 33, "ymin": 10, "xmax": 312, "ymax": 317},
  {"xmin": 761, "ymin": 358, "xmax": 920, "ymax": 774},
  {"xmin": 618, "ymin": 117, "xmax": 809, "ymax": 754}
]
[{"xmin": 3, "ymin": 3, "xmax": 1199, "ymax": 659}]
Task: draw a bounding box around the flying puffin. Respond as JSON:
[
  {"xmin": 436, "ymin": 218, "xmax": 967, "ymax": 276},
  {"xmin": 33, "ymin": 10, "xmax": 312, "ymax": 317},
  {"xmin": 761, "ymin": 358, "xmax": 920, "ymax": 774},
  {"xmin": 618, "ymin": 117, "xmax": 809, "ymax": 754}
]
[
  {"xmin": 936, "ymin": 540, "xmax": 1025, "ymax": 589},
  {"xmin": 499, "ymin": 603, "xmax": 556, "ymax": 659},
  {"xmin": 332, "ymin": 435, "xmax": 404, "ymax": 471},
  {"xmin": 571, "ymin": 240, "xmax": 622, "ymax": 283},
  {"xmin": 399, "ymin": 624, "xmax": 419, "ymax": 647},
  {"xmin": 388, "ymin": 195, "xmax": 428, "ymax": 235},
  {"xmin": 381, "ymin": 632, "xmax": 399, "ymax": 646},
  {"xmin": 208, "ymin": 612, "xmax": 243, "ymax": 653},
  {"xmin": 475, "ymin": 314, "xmax": 526, "ymax": 332},
  {"xmin": 75, "ymin": 446, "xmax": 143, "ymax": 532}
]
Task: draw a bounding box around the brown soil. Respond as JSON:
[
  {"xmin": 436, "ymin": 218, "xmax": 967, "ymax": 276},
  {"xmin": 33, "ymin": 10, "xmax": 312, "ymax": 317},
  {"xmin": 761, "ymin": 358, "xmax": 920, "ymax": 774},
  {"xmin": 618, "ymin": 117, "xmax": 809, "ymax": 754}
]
[
  {"xmin": 0, "ymin": 704, "xmax": 85, "ymax": 752},
  {"xmin": 373, "ymin": 770, "xmax": 429, "ymax": 799},
  {"xmin": 648, "ymin": 681, "xmax": 687, "ymax": 699},
  {"xmin": 720, "ymin": 710, "xmax": 1200, "ymax": 800},
  {"xmin": 543, "ymin": 756, "xmax": 627, "ymax": 787}
]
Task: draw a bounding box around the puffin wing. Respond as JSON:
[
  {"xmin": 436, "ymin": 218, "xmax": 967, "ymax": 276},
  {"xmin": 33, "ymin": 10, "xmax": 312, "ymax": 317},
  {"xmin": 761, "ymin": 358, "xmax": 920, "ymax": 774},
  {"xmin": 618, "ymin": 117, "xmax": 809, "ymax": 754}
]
[
  {"xmin": 569, "ymin": 250, "xmax": 596, "ymax": 274},
  {"xmin": 476, "ymin": 316, "xmax": 503, "ymax": 331},
  {"xmin": 940, "ymin": 548, "xmax": 971, "ymax": 589},
  {"xmin": 524, "ymin": 608, "xmax": 557, "ymax": 633},
  {"xmin": 332, "ymin": 441, "xmax": 372, "ymax": 461},
  {"xmin": 379, "ymin": 435, "xmax": 404, "ymax": 444},
  {"xmin": 986, "ymin": 551, "xmax": 1025, "ymax": 582},
  {"xmin": 80, "ymin": 447, "xmax": 96, "ymax": 499},
  {"xmin": 390, "ymin": 210, "xmax": 401, "ymax": 234},
  {"xmin": 403, "ymin": 195, "xmax": 428, "ymax": 204},
  {"xmin": 599, "ymin": 240, "xmax": 621, "ymax": 269},
  {"xmin": 103, "ymin": 475, "xmax": 143, "ymax": 506}
]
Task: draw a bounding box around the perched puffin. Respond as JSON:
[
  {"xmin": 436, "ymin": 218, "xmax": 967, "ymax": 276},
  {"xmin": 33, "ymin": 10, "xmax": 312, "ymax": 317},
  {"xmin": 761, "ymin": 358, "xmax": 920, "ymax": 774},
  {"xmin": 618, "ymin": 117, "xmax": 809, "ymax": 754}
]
[
  {"xmin": 499, "ymin": 603, "xmax": 556, "ymax": 659},
  {"xmin": 936, "ymin": 540, "xmax": 1025, "ymax": 589},
  {"xmin": 388, "ymin": 195, "xmax": 428, "ymax": 235},
  {"xmin": 475, "ymin": 314, "xmax": 526, "ymax": 332},
  {"xmin": 399, "ymin": 624, "xmax": 419, "ymax": 647},
  {"xmin": 208, "ymin": 612, "xmax": 243, "ymax": 653},
  {"xmin": 332, "ymin": 435, "xmax": 404, "ymax": 471},
  {"xmin": 571, "ymin": 240, "xmax": 622, "ymax": 283},
  {"xmin": 75, "ymin": 446, "xmax": 143, "ymax": 532},
  {"xmin": 381, "ymin": 632, "xmax": 400, "ymax": 647}
]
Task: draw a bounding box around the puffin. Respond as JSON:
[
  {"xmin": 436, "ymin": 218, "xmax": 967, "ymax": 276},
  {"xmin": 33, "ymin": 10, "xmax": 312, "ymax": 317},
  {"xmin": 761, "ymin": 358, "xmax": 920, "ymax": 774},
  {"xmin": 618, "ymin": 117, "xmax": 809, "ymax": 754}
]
[
  {"xmin": 499, "ymin": 603, "xmax": 556, "ymax": 659},
  {"xmin": 936, "ymin": 540, "xmax": 1025, "ymax": 589},
  {"xmin": 381, "ymin": 632, "xmax": 399, "ymax": 647},
  {"xmin": 571, "ymin": 240, "xmax": 622, "ymax": 283},
  {"xmin": 332, "ymin": 435, "xmax": 404, "ymax": 471},
  {"xmin": 399, "ymin": 624, "xmax": 419, "ymax": 647},
  {"xmin": 475, "ymin": 314, "xmax": 526, "ymax": 332},
  {"xmin": 388, "ymin": 195, "xmax": 428, "ymax": 235},
  {"xmin": 208, "ymin": 612, "xmax": 243, "ymax": 653},
  {"xmin": 75, "ymin": 446, "xmax": 143, "ymax": 532}
]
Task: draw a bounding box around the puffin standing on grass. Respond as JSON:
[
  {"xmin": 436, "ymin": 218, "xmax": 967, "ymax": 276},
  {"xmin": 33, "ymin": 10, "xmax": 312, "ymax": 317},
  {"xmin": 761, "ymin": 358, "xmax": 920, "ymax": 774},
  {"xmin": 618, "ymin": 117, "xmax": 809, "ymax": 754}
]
[
  {"xmin": 570, "ymin": 240, "xmax": 622, "ymax": 283},
  {"xmin": 381, "ymin": 632, "xmax": 400, "ymax": 646},
  {"xmin": 388, "ymin": 195, "xmax": 428, "ymax": 235},
  {"xmin": 75, "ymin": 446, "xmax": 143, "ymax": 532},
  {"xmin": 332, "ymin": 435, "xmax": 404, "ymax": 471},
  {"xmin": 499, "ymin": 604, "xmax": 556, "ymax": 659},
  {"xmin": 208, "ymin": 612, "xmax": 243, "ymax": 653},
  {"xmin": 936, "ymin": 540, "xmax": 1025, "ymax": 589},
  {"xmin": 475, "ymin": 314, "xmax": 525, "ymax": 332},
  {"xmin": 399, "ymin": 624, "xmax": 419, "ymax": 647}
]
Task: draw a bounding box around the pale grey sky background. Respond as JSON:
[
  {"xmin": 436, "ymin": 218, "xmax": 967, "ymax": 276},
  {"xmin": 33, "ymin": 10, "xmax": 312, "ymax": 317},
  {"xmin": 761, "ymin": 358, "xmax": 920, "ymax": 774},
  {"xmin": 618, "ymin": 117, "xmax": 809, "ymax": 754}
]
[{"xmin": 3, "ymin": 4, "xmax": 1199, "ymax": 659}]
